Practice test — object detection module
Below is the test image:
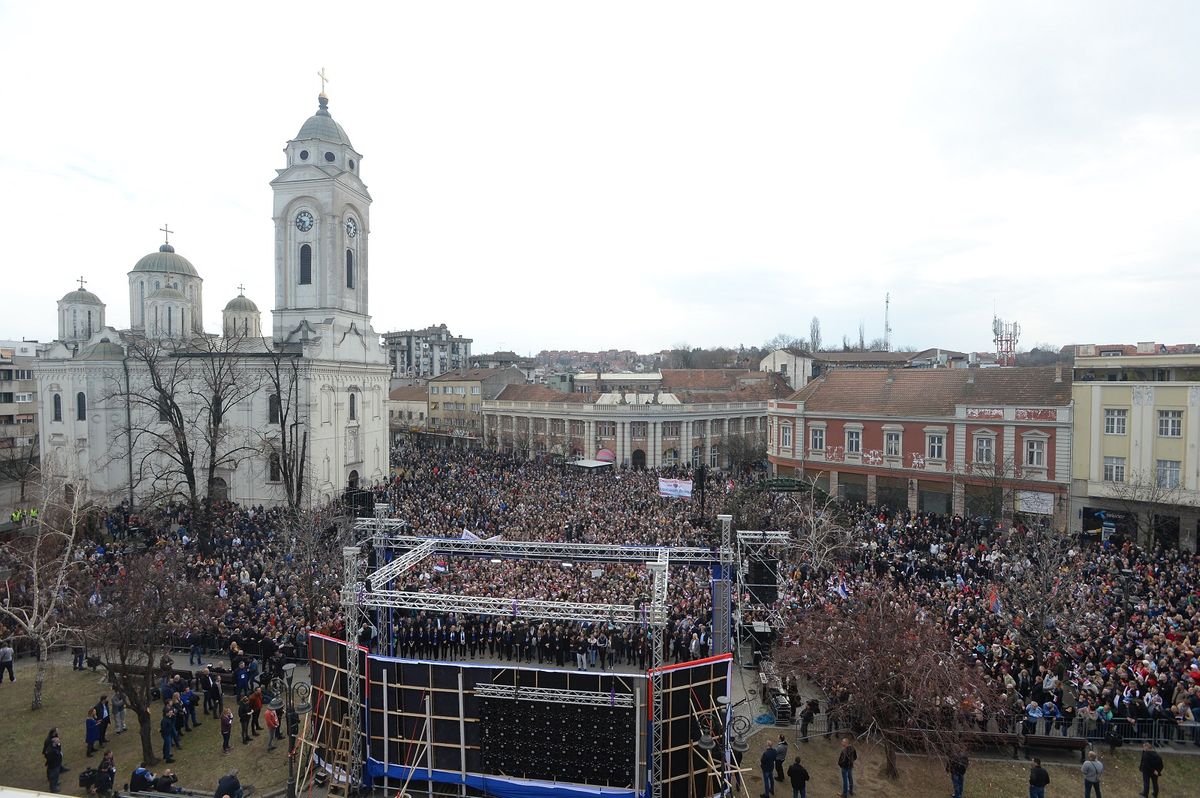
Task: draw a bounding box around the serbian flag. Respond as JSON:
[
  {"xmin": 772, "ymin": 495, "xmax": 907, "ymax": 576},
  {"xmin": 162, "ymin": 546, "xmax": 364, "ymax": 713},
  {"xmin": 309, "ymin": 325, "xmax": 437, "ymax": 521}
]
[
  {"xmin": 726, "ymin": 479, "xmax": 736, "ymax": 493},
  {"xmin": 989, "ymin": 589, "xmax": 1002, "ymax": 615}
]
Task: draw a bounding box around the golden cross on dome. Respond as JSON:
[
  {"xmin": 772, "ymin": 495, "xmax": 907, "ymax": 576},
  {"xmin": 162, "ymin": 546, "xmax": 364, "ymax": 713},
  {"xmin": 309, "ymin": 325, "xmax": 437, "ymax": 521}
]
[
  {"xmin": 317, "ymin": 67, "xmax": 329, "ymax": 97},
  {"xmin": 77, "ymin": 276, "xmax": 87, "ymax": 290},
  {"xmin": 160, "ymin": 223, "xmax": 174, "ymax": 244}
]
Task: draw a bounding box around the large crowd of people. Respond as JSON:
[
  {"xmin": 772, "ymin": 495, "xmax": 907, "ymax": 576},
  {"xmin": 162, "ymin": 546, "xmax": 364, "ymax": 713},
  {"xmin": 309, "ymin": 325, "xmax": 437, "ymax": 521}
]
[{"xmin": 5, "ymin": 441, "xmax": 1200, "ymax": 792}]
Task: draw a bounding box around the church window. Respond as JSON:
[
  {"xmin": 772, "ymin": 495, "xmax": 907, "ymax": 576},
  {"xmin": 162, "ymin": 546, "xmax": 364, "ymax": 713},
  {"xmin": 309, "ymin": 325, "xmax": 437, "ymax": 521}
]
[
  {"xmin": 324, "ymin": 151, "xmax": 335, "ymax": 162},
  {"xmin": 76, "ymin": 392, "xmax": 86, "ymax": 421},
  {"xmin": 349, "ymin": 393, "xmax": 357, "ymax": 421},
  {"xmin": 268, "ymin": 453, "xmax": 282, "ymax": 482},
  {"xmin": 71, "ymin": 309, "xmax": 78, "ymax": 337},
  {"xmin": 269, "ymin": 394, "xmax": 281, "ymax": 424},
  {"xmin": 345, "ymin": 250, "xmax": 355, "ymax": 289},
  {"xmin": 167, "ymin": 306, "xmax": 173, "ymax": 334},
  {"xmin": 299, "ymin": 149, "xmax": 309, "ymax": 161},
  {"xmin": 87, "ymin": 310, "xmax": 93, "ymax": 337},
  {"xmin": 299, "ymin": 244, "xmax": 312, "ymax": 285},
  {"xmin": 348, "ymin": 159, "xmax": 355, "ymax": 170},
  {"xmin": 52, "ymin": 393, "xmax": 62, "ymax": 422},
  {"xmin": 139, "ymin": 282, "xmax": 145, "ymax": 325}
]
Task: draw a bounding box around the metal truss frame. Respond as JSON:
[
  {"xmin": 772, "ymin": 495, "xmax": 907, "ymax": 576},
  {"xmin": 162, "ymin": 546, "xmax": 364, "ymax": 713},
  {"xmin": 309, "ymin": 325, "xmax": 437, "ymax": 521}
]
[
  {"xmin": 341, "ymin": 544, "xmax": 366, "ymax": 792},
  {"xmin": 735, "ymin": 529, "xmax": 791, "ymax": 648},
  {"xmin": 473, "ymin": 682, "xmax": 635, "ymax": 708}
]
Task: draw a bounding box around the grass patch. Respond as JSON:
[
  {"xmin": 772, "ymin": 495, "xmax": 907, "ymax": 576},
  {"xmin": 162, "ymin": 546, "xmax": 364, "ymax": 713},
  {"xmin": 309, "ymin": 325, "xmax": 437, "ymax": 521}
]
[
  {"xmin": 0, "ymin": 660, "xmax": 287, "ymax": 795},
  {"xmin": 743, "ymin": 732, "xmax": 1200, "ymax": 797}
]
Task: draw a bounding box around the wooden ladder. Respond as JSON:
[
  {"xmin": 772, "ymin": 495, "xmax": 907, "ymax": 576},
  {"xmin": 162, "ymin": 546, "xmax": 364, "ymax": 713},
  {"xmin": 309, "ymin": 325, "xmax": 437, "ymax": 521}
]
[{"xmin": 325, "ymin": 721, "xmax": 355, "ymax": 798}]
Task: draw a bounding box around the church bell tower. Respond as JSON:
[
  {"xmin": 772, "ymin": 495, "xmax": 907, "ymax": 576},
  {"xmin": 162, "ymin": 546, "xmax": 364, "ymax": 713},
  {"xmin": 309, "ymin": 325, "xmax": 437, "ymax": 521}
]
[{"xmin": 271, "ymin": 86, "xmax": 372, "ymax": 343}]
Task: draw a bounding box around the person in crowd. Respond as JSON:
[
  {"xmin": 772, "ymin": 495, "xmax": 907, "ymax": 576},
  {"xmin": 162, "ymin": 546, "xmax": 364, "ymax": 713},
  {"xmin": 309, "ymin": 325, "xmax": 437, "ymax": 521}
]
[
  {"xmin": 111, "ymin": 691, "xmax": 128, "ymax": 734},
  {"xmin": 1139, "ymin": 741, "xmax": 1163, "ymax": 798},
  {"xmin": 1081, "ymin": 750, "xmax": 1104, "ymax": 798},
  {"xmin": 214, "ymin": 769, "xmax": 244, "ymax": 798},
  {"xmin": 947, "ymin": 752, "xmax": 968, "ymax": 798},
  {"xmin": 220, "ymin": 707, "xmax": 234, "ymax": 754},
  {"xmin": 94, "ymin": 695, "xmax": 111, "ymax": 744},
  {"xmin": 785, "ymin": 756, "xmax": 809, "ymax": 798},
  {"xmin": 1028, "ymin": 757, "xmax": 1050, "ymax": 798},
  {"xmin": 85, "ymin": 709, "xmax": 100, "ymax": 757},
  {"xmin": 44, "ymin": 733, "xmax": 64, "ymax": 792},
  {"xmin": 773, "ymin": 734, "xmax": 788, "ymax": 781},
  {"xmin": 153, "ymin": 768, "xmax": 182, "ymax": 793},
  {"xmin": 129, "ymin": 763, "xmax": 155, "ymax": 793},
  {"xmin": 94, "ymin": 750, "xmax": 116, "ymax": 798},
  {"xmin": 759, "ymin": 744, "xmax": 777, "ymax": 797},
  {"xmin": 0, "ymin": 639, "xmax": 14, "ymax": 683},
  {"xmin": 159, "ymin": 707, "xmax": 177, "ymax": 763},
  {"xmin": 264, "ymin": 701, "xmax": 280, "ymax": 751},
  {"xmin": 836, "ymin": 737, "xmax": 857, "ymax": 798},
  {"xmin": 237, "ymin": 695, "xmax": 254, "ymax": 744}
]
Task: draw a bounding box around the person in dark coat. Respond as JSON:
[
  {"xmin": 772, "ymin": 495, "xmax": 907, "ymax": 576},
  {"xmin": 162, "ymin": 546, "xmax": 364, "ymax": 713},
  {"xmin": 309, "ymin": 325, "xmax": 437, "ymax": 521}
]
[
  {"xmin": 159, "ymin": 709, "xmax": 177, "ymax": 762},
  {"xmin": 44, "ymin": 734, "xmax": 64, "ymax": 792},
  {"xmin": 786, "ymin": 756, "xmax": 809, "ymax": 798},
  {"xmin": 760, "ymin": 744, "xmax": 778, "ymax": 797},
  {"xmin": 85, "ymin": 709, "xmax": 101, "ymax": 756},
  {"xmin": 1028, "ymin": 757, "xmax": 1051, "ymax": 798},
  {"xmin": 1138, "ymin": 742, "xmax": 1163, "ymax": 797},
  {"xmin": 947, "ymin": 752, "xmax": 968, "ymax": 798},
  {"xmin": 214, "ymin": 769, "xmax": 243, "ymax": 798}
]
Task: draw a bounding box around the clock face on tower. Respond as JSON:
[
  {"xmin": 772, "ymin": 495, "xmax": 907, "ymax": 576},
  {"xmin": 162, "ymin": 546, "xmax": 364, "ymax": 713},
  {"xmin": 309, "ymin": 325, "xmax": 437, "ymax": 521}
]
[
  {"xmin": 345, "ymin": 217, "xmax": 358, "ymax": 238},
  {"xmin": 294, "ymin": 211, "xmax": 314, "ymax": 232}
]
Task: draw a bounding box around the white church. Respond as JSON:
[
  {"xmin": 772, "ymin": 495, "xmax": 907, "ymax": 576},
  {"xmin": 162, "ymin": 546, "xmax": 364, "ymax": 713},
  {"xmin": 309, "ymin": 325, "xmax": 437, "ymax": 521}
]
[{"xmin": 35, "ymin": 92, "xmax": 391, "ymax": 508}]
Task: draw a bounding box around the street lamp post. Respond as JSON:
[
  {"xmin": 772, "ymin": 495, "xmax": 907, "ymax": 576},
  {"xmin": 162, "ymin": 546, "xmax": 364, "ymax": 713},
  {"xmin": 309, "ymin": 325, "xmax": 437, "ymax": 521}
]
[{"xmin": 270, "ymin": 662, "xmax": 312, "ymax": 798}]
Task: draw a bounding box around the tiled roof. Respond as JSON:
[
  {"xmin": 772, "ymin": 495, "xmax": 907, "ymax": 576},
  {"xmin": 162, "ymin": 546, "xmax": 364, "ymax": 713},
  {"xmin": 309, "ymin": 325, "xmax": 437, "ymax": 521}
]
[
  {"xmin": 811, "ymin": 350, "xmax": 914, "ymax": 364},
  {"xmin": 788, "ymin": 366, "xmax": 1071, "ymax": 415},
  {"xmin": 494, "ymin": 385, "xmax": 593, "ymax": 403},
  {"xmin": 429, "ymin": 368, "xmax": 517, "ymax": 381},
  {"xmin": 660, "ymin": 369, "xmax": 754, "ymax": 390},
  {"xmin": 389, "ymin": 386, "xmax": 429, "ymax": 402}
]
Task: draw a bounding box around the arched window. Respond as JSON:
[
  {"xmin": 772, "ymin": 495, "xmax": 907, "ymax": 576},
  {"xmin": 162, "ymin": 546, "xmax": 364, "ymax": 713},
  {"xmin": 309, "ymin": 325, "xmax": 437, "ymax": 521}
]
[
  {"xmin": 345, "ymin": 250, "xmax": 355, "ymax": 289},
  {"xmin": 349, "ymin": 393, "xmax": 357, "ymax": 421},
  {"xmin": 71, "ymin": 308, "xmax": 78, "ymax": 337},
  {"xmin": 268, "ymin": 394, "xmax": 281, "ymax": 424},
  {"xmin": 87, "ymin": 310, "xmax": 93, "ymax": 337},
  {"xmin": 76, "ymin": 392, "xmax": 86, "ymax": 421},
  {"xmin": 299, "ymin": 244, "xmax": 312, "ymax": 285},
  {"xmin": 268, "ymin": 452, "xmax": 282, "ymax": 482},
  {"xmin": 52, "ymin": 393, "xmax": 62, "ymax": 422},
  {"xmin": 167, "ymin": 306, "xmax": 173, "ymax": 335},
  {"xmin": 139, "ymin": 281, "xmax": 145, "ymax": 324}
]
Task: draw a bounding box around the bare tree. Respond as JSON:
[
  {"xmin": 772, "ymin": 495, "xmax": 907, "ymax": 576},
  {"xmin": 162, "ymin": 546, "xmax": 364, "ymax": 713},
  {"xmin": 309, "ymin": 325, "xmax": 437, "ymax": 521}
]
[
  {"xmin": 1106, "ymin": 467, "xmax": 1192, "ymax": 547},
  {"xmin": 961, "ymin": 456, "xmax": 1023, "ymax": 521},
  {"xmin": 79, "ymin": 547, "xmax": 215, "ymax": 765},
  {"xmin": 809, "ymin": 316, "xmax": 822, "ymax": 353},
  {"xmin": 987, "ymin": 524, "xmax": 1086, "ymax": 669},
  {"xmin": 108, "ymin": 331, "xmax": 261, "ymax": 549},
  {"xmin": 0, "ymin": 436, "xmax": 39, "ymax": 504},
  {"xmin": 857, "ymin": 321, "xmax": 866, "ymax": 351},
  {"xmin": 723, "ymin": 431, "xmax": 767, "ymax": 474},
  {"xmin": 774, "ymin": 587, "xmax": 1000, "ymax": 779},
  {"xmin": 763, "ymin": 333, "xmax": 806, "ymax": 353},
  {"xmin": 260, "ymin": 344, "xmax": 310, "ymax": 510},
  {"xmin": 786, "ymin": 474, "xmax": 856, "ymax": 574},
  {"xmin": 0, "ymin": 462, "xmax": 88, "ymax": 709}
]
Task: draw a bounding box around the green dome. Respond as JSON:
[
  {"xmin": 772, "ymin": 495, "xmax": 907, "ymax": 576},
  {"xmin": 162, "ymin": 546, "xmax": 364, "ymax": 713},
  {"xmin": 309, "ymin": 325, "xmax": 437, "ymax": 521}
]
[
  {"xmin": 77, "ymin": 339, "xmax": 125, "ymax": 361},
  {"xmin": 131, "ymin": 244, "xmax": 200, "ymax": 278},
  {"xmin": 146, "ymin": 286, "xmax": 188, "ymax": 302},
  {"xmin": 295, "ymin": 95, "xmax": 353, "ymax": 147},
  {"xmin": 60, "ymin": 288, "xmax": 103, "ymax": 305},
  {"xmin": 224, "ymin": 294, "xmax": 259, "ymax": 313}
]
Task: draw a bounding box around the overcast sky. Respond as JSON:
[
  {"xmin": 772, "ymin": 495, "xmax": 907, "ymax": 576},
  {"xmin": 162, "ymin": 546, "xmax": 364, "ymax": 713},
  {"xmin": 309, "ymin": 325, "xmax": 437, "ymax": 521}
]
[{"xmin": 2, "ymin": 1, "xmax": 1197, "ymax": 356}]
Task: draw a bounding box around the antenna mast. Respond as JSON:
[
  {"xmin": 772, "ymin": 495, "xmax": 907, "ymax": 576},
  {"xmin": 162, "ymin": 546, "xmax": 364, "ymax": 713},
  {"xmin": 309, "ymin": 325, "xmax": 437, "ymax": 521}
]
[{"xmin": 883, "ymin": 292, "xmax": 892, "ymax": 352}]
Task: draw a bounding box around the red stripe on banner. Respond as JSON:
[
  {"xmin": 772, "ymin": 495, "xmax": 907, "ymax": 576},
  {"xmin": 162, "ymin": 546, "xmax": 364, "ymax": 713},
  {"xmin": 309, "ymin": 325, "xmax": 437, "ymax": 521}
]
[{"xmin": 647, "ymin": 651, "xmax": 733, "ymax": 675}]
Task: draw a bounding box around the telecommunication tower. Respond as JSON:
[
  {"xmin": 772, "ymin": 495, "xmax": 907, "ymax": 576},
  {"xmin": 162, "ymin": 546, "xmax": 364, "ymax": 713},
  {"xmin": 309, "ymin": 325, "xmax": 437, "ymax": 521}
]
[
  {"xmin": 992, "ymin": 315, "xmax": 1020, "ymax": 367},
  {"xmin": 883, "ymin": 292, "xmax": 892, "ymax": 352}
]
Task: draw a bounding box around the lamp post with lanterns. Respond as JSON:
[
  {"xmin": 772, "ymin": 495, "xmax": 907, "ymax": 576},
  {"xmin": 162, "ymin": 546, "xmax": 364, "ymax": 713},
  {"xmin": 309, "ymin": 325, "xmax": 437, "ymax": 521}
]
[{"xmin": 269, "ymin": 662, "xmax": 312, "ymax": 798}]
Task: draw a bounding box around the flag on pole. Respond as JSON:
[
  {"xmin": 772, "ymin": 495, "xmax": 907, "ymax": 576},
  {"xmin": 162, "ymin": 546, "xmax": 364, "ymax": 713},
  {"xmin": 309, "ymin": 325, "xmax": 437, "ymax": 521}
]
[{"xmin": 989, "ymin": 589, "xmax": 1002, "ymax": 615}]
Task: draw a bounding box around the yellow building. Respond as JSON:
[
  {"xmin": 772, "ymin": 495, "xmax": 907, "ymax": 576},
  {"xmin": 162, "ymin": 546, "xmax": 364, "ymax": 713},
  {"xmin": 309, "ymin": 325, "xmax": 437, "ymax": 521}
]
[
  {"xmin": 427, "ymin": 367, "xmax": 525, "ymax": 447},
  {"xmin": 1069, "ymin": 343, "xmax": 1200, "ymax": 551}
]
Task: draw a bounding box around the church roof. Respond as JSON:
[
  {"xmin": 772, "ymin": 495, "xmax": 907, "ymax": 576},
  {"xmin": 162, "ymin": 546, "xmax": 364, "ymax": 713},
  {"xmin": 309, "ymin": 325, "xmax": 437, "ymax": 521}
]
[
  {"xmin": 147, "ymin": 286, "xmax": 188, "ymax": 302},
  {"xmin": 60, "ymin": 288, "xmax": 103, "ymax": 306},
  {"xmin": 131, "ymin": 243, "xmax": 200, "ymax": 278},
  {"xmin": 224, "ymin": 295, "xmax": 259, "ymax": 313},
  {"xmin": 295, "ymin": 95, "xmax": 353, "ymax": 148},
  {"xmin": 77, "ymin": 339, "xmax": 125, "ymax": 361}
]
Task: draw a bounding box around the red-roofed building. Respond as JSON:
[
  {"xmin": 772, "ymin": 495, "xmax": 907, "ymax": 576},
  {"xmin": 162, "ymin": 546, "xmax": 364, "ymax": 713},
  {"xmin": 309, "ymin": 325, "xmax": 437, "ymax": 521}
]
[{"xmin": 768, "ymin": 366, "xmax": 1074, "ymax": 524}]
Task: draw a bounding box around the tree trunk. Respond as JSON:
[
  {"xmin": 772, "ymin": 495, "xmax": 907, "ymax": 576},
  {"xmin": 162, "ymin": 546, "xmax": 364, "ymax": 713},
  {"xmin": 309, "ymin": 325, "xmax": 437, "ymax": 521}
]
[
  {"xmin": 881, "ymin": 737, "xmax": 900, "ymax": 779},
  {"xmin": 31, "ymin": 638, "xmax": 49, "ymax": 710},
  {"xmin": 137, "ymin": 708, "xmax": 157, "ymax": 764}
]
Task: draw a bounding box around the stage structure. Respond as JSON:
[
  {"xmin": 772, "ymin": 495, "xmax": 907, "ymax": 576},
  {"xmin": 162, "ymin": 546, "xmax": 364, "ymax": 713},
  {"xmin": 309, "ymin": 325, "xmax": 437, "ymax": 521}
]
[
  {"xmin": 734, "ymin": 530, "xmax": 789, "ymax": 659},
  {"xmin": 319, "ymin": 509, "xmax": 737, "ymax": 798}
]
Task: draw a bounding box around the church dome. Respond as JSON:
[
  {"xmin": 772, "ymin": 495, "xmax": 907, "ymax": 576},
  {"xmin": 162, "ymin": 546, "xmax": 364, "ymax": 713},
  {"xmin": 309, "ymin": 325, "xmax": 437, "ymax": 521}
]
[
  {"xmin": 146, "ymin": 285, "xmax": 188, "ymax": 302},
  {"xmin": 224, "ymin": 294, "xmax": 259, "ymax": 312},
  {"xmin": 77, "ymin": 339, "xmax": 126, "ymax": 361},
  {"xmin": 61, "ymin": 288, "xmax": 103, "ymax": 305},
  {"xmin": 132, "ymin": 243, "xmax": 200, "ymax": 278},
  {"xmin": 295, "ymin": 95, "xmax": 353, "ymax": 147}
]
